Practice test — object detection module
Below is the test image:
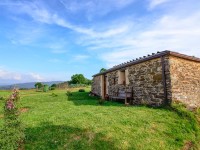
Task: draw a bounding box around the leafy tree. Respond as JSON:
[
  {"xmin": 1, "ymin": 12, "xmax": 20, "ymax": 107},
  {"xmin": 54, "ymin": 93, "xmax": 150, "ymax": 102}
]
[
  {"xmin": 85, "ymin": 79, "xmax": 92, "ymax": 85},
  {"xmin": 100, "ymin": 68, "xmax": 107, "ymax": 73},
  {"xmin": 70, "ymin": 74, "xmax": 86, "ymax": 84},
  {"xmin": 34, "ymin": 82, "xmax": 43, "ymax": 89},
  {"xmin": 43, "ymin": 85, "xmax": 49, "ymax": 92},
  {"xmin": 50, "ymin": 84, "xmax": 57, "ymax": 90},
  {"xmin": 51, "ymin": 84, "xmax": 57, "ymax": 88}
]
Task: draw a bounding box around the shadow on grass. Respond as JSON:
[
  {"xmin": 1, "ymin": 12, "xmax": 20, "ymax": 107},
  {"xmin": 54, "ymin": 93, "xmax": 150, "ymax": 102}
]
[
  {"xmin": 67, "ymin": 91, "xmax": 124, "ymax": 107},
  {"xmin": 25, "ymin": 121, "xmax": 117, "ymax": 150}
]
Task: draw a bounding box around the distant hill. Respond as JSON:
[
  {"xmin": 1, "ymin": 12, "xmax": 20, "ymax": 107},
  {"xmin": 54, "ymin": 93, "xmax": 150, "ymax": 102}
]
[{"xmin": 0, "ymin": 81, "xmax": 64, "ymax": 90}]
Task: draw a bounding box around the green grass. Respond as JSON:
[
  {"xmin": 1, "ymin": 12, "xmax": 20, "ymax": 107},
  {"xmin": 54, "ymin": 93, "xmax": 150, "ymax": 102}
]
[{"xmin": 0, "ymin": 89, "xmax": 200, "ymax": 150}]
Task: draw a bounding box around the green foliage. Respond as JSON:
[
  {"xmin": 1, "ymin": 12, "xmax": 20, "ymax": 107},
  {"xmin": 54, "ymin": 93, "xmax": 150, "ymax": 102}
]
[
  {"xmin": 85, "ymin": 79, "xmax": 92, "ymax": 85},
  {"xmin": 50, "ymin": 87, "xmax": 56, "ymax": 90},
  {"xmin": 69, "ymin": 74, "xmax": 92, "ymax": 85},
  {"xmin": 0, "ymin": 89, "xmax": 24, "ymax": 150},
  {"xmin": 98, "ymin": 99, "xmax": 105, "ymax": 105},
  {"xmin": 78, "ymin": 89, "xmax": 85, "ymax": 92},
  {"xmin": 0, "ymin": 97, "xmax": 4, "ymax": 100},
  {"xmin": 43, "ymin": 85, "xmax": 49, "ymax": 92},
  {"xmin": 66, "ymin": 90, "xmax": 72, "ymax": 96},
  {"xmin": 51, "ymin": 84, "xmax": 57, "ymax": 88},
  {"xmin": 99, "ymin": 68, "xmax": 107, "ymax": 73},
  {"xmin": 49, "ymin": 84, "xmax": 57, "ymax": 90},
  {"xmin": 68, "ymin": 74, "xmax": 92, "ymax": 86},
  {"xmin": 34, "ymin": 82, "xmax": 43, "ymax": 89},
  {"xmin": 50, "ymin": 93, "xmax": 58, "ymax": 97},
  {"xmin": 70, "ymin": 74, "xmax": 86, "ymax": 84}
]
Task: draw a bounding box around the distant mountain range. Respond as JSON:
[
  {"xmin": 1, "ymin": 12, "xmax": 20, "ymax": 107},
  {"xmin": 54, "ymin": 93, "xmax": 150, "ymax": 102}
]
[{"xmin": 0, "ymin": 81, "xmax": 64, "ymax": 90}]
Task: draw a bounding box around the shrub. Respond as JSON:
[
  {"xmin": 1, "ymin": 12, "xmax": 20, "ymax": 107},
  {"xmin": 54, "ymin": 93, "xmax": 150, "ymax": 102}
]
[
  {"xmin": 0, "ymin": 96, "xmax": 4, "ymax": 100},
  {"xmin": 79, "ymin": 89, "xmax": 85, "ymax": 92},
  {"xmin": 43, "ymin": 85, "xmax": 49, "ymax": 92},
  {"xmin": 0, "ymin": 89, "xmax": 25, "ymax": 149},
  {"xmin": 66, "ymin": 90, "xmax": 72, "ymax": 96},
  {"xmin": 98, "ymin": 99, "xmax": 105, "ymax": 105},
  {"xmin": 50, "ymin": 87, "xmax": 56, "ymax": 90},
  {"xmin": 51, "ymin": 93, "xmax": 58, "ymax": 97}
]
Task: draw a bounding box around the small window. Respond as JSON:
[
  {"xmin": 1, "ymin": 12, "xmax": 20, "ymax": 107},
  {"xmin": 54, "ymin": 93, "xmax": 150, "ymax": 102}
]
[
  {"xmin": 113, "ymin": 78, "xmax": 116, "ymax": 85},
  {"xmin": 118, "ymin": 70, "xmax": 125, "ymax": 85}
]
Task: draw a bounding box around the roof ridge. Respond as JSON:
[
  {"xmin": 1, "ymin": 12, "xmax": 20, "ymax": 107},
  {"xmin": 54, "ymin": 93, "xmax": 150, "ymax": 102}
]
[
  {"xmin": 93, "ymin": 50, "xmax": 200, "ymax": 77},
  {"xmin": 110, "ymin": 50, "xmax": 170, "ymax": 69}
]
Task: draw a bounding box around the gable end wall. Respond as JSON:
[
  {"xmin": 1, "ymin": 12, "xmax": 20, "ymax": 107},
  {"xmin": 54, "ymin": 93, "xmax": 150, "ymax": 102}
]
[
  {"xmin": 92, "ymin": 75, "xmax": 101, "ymax": 96},
  {"xmin": 169, "ymin": 56, "xmax": 200, "ymax": 107}
]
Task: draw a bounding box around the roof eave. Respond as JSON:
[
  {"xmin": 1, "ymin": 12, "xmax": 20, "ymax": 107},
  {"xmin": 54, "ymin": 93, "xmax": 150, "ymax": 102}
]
[{"xmin": 93, "ymin": 50, "xmax": 200, "ymax": 77}]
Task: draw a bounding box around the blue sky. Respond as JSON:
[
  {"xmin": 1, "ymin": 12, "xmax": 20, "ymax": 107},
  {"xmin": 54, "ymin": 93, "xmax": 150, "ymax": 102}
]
[{"xmin": 0, "ymin": 0, "xmax": 200, "ymax": 85}]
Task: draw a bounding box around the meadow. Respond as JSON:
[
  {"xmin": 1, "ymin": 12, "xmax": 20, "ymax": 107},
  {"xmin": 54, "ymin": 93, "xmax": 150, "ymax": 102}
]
[{"xmin": 0, "ymin": 88, "xmax": 200, "ymax": 150}]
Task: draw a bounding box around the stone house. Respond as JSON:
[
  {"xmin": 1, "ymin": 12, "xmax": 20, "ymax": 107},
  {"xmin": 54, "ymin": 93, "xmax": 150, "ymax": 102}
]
[{"xmin": 92, "ymin": 50, "xmax": 200, "ymax": 107}]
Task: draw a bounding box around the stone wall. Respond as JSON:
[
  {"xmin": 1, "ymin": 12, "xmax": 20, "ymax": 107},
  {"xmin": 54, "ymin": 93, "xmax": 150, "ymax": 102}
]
[
  {"xmin": 92, "ymin": 55, "xmax": 200, "ymax": 107},
  {"xmin": 169, "ymin": 56, "xmax": 200, "ymax": 107},
  {"xmin": 128, "ymin": 58, "xmax": 165, "ymax": 106},
  {"xmin": 107, "ymin": 71, "xmax": 123, "ymax": 96},
  {"xmin": 106, "ymin": 58, "xmax": 165, "ymax": 106},
  {"xmin": 92, "ymin": 76, "xmax": 101, "ymax": 96}
]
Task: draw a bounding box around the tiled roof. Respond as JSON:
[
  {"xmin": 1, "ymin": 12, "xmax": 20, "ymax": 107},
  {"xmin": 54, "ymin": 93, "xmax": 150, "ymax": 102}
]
[{"xmin": 93, "ymin": 50, "xmax": 200, "ymax": 77}]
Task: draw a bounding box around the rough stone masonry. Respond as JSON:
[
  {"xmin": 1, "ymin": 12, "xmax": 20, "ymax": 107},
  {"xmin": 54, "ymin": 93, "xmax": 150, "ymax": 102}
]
[{"xmin": 92, "ymin": 51, "xmax": 200, "ymax": 108}]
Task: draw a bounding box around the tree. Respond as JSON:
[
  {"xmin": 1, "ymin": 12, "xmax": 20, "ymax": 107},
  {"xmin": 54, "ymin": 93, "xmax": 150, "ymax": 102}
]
[
  {"xmin": 43, "ymin": 85, "xmax": 49, "ymax": 92},
  {"xmin": 34, "ymin": 82, "xmax": 43, "ymax": 90},
  {"xmin": 85, "ymin": 79, "xmax": 92, "ymax": 85},
  {"xmin": 51, "ymin": 84, "xmax": 57, "ymax": 88},
  {"xmin": 70, "ymin": 74, "xmax": 86, "ymax": 84},
  {"xmin": 100, "ymin": 68, "xmax": 107, "ymax": 73},
  {"xmin": 50, "ymin": 84, "xmax": 57, "ymax": 90}
]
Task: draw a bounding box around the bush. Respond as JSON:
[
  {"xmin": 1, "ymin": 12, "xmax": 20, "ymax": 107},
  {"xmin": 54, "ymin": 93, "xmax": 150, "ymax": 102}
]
[
  {"xmin": 98, "ymin": 99, "xmax": 105, "ymax": 105},
  {"xmin": 50, "ymin": 87, "xmax": 56, "ymax": 90},
  {"xmin": 0, "ymin": 96, "xmax": 4, "ymax": 100},
  {"xmin": 0, "ymin": 89, "xmax": 25, "ymax": 149},
  {"xmin": 43, "ymin": 85, "xmax": 49, "ymax": 92},
  {"xmin": 79, "ymin": 89, "xmax": 85, "ymax": 92},
  {"xmin": 51, "ymin": 93, "xmax": 58, "ymax": 97},
  {"xmin": 66, "ymin": 91, "xmax": 72, "ymax": 96}
]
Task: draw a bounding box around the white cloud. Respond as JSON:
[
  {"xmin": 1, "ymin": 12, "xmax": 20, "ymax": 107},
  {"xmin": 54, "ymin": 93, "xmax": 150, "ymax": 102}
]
[
  {"xmin": 0, "ymin": 69, "xmax": 45, "ymax": 84},
  {"xmin": 9, "ymin": 27, "xmax": 43, "ymax": 45},
  {"xmin": 148, "ymin": 0, "xmax": 170, "ymax": 9},
  {"xmin": 79, "ymin": 10, "xmax": 200, "ymax": 67},
  {"xmin": 19, "ymin": 0, "xmax": 198, "ymax": 68},
  {"xmin": 29, "ymin": 73, "xmax": 44, "ymax": 81},
  {"xmin": 2, "ymin": 0, "xmax": 200, "ymax": 69},
  {"xmin": 3, "ymin": 0, "xmax": 131, "ymax": 38},
  {"xmin": 59, "ymin": 0, "xmax": 135, "ymax": 19},
  {"xmin": 73, "ymin": 55, "xmax": 89, "ymax": 60}
]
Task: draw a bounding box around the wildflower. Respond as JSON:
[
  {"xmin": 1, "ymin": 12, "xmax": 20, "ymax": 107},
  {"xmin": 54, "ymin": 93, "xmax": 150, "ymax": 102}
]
[{"xmin": 6, "ymin": 100, "xmax": 15, "ymax": 110}]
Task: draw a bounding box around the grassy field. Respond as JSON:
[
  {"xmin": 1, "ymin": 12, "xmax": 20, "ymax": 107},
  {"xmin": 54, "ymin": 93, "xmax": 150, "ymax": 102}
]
[{"xmin": 0, "ymin": 88, "xmax": 200, "ymax": 150}]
